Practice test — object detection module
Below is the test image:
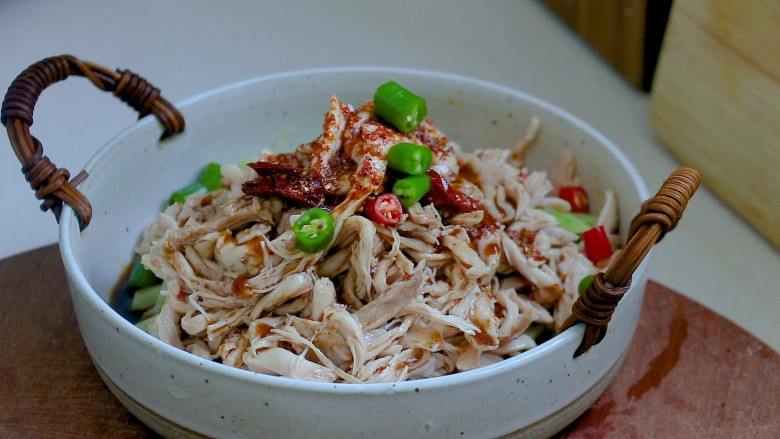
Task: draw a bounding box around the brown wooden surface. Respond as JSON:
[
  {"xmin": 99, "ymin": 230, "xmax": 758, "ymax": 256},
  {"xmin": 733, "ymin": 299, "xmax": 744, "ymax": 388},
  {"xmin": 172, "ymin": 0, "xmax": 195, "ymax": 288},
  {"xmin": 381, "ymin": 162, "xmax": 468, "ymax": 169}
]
[
  {"xmin": 650, "ymin": 0, "xmax": 780, "ymax": 249},
  {"xmin": 542, "ymin": 0, "xmax": 673, "ymax": 91},
  {"xmin": 1, "ymin": 245, "xmax": 778, "ymax": 438}
]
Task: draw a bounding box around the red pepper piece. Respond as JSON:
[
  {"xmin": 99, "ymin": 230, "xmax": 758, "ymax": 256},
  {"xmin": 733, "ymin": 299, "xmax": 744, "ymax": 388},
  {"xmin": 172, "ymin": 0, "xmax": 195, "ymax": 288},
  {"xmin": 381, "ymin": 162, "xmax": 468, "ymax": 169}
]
[
  {"xmin": 583, "ymin": 225, "xmax": 613, "ymax": 263},
  {"xmin": 425, "ymin": 169, "xmax": 480, "ymax": 213},
  {"xmin": 247, "ymin": 160, "xmax": 302, "ymax": 177},
  {"xmin": 364, "ymin": 193, "xmax": 403, "ymax": 225},
  {"xmin": 558, "ymin": 186, "xmax": 590, "ymax": 213},
  {"xmin": 242, "ymin": 174, "xmax": 329, "ymax": 207},
  {"xmin": 424, "ymin": 169, "xmax": 500, "ymax": 233}
]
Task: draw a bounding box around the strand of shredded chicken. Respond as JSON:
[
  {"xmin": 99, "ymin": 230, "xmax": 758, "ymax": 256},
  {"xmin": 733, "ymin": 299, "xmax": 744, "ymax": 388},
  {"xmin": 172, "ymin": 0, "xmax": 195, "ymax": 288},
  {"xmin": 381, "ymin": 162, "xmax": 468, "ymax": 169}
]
[{"xmin": 137, "ymin": 96, "xmax": 620, "ymax": 383}]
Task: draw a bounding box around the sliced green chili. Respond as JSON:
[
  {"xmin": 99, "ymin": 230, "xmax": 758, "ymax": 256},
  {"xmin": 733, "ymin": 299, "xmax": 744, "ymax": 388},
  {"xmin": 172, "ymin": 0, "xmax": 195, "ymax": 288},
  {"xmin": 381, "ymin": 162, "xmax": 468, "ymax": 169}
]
[
  {"xmin": 543, "ymin": 209, "xmax": 597, "ymax": 235},
  {"xmin": 578, "ymin": 274, "xmax": 595, "ymax": 295},
  {"xmin": 169, "ymin": 182, "xmax": 205, "ymax": 205},
  {"xmin": 128, "ymin": 255, "xmax": 160, "ymax": 288},
  {"xmin": 392, "ymin": 174, "xmax": 431, "ymax": 207},
  {"xmin": 130, "ymin": 283, "xmax": 164, "ymax": 311},
  {"xmin": 387, "ymin": 143, "xmax": 433, "ymax": 176},
  {"xmin": 374, "ymin": 81, "xmax": 427, "ymax": 133},
  {"xmin": 199, "ymin": 162, "xmax": 223, "ymax": 191},
  {"xmin": 293, "ymin": 208, "xmax": 336, "ymax": 254}
]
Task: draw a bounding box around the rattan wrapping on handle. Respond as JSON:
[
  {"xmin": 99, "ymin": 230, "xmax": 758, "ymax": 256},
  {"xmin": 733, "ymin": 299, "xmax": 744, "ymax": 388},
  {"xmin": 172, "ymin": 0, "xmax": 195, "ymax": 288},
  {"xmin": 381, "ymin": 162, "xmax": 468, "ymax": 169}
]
[
  {"xmin": 562, "ymin": 167, "xmax": 701, "ymax": 357},
  {"xmin": 1, "ymin": 55, "xmax": 185, "ymax": 230}
]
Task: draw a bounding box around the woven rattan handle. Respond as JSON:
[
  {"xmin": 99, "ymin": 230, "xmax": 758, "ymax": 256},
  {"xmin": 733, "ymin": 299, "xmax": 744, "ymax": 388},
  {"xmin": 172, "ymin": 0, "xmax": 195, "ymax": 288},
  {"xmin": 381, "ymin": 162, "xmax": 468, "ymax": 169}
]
[
  {"xmin": 562, "ymin": 166, "xmax": 701, "ymax": 357},
  {"xmin": 1, "ymin": 55, "xmax": 185, "ymax": 230}
]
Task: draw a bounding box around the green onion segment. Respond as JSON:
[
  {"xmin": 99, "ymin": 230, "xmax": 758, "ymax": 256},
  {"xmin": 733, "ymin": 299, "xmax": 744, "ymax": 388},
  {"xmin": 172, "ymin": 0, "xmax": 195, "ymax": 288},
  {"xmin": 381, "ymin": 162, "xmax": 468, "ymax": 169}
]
[
  {"xmin": 199, "ymin": 162, "xmax": 223, "ymax": 191},
  {"xmin": 169, "ymin": 162, "xmax": 224, "ymax": 205},
  {"xmin": 578, "ymin": 274, "xmax": 595, "ymax": 296},
  {"xmin": 169, "ymin": 182, "xmax": 205, "ymax": 205}
]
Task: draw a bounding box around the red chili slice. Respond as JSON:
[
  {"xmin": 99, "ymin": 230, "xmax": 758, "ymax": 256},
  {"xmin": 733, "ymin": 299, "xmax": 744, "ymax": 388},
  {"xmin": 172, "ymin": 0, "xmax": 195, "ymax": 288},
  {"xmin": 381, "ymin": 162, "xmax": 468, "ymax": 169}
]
[
  {"xmin": 558, "ymin": 186, "xmax": 590, "ymax": 213},
  {"xmin": 364, "ymin": 193, "xmax": 403, "ymax": 226},
  {"xmin": 583, "ymin": 225, "xmax": 613, "ymax": 263}
]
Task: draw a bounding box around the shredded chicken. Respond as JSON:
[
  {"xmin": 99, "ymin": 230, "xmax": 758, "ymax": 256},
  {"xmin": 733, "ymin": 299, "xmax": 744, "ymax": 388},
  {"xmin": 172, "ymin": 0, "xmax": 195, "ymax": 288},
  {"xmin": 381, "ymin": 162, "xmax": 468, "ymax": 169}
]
[{"xmin": 134, "ymin": 94, "xmax": 620, "ymax": 383}]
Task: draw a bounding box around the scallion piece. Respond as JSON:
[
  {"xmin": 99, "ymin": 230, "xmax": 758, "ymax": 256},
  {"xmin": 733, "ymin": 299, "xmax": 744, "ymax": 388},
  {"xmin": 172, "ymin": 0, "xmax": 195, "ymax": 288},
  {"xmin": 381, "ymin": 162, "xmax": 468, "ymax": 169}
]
[
  {"xmin": 578, "ymin": 274, "xmax": 595, "ymax": 295},
  {"xmin": 373, "ymin": 81, "xmax": 427, "ymax": 133},
  {"xmin": 199, "ymin": 162, "xmax": 223, "ymax": 191},
  {"xmin": 128, "ymin": 255, "xmax": 160, "ymax": 288},
  {"xmin": 169, "ymin": 182, "xmax": 205, "ymax": 205},
  {"xmin": 130, "ymin": 283, "xmax": 164, "ymax": 311}
]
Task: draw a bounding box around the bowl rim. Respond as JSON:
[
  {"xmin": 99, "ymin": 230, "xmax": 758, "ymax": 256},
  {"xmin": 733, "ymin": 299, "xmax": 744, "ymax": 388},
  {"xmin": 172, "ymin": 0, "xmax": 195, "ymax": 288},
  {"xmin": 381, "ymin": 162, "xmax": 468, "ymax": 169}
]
[{"xmin": 59, "ymin": 66, "xmax": 651, "ymax": 394}]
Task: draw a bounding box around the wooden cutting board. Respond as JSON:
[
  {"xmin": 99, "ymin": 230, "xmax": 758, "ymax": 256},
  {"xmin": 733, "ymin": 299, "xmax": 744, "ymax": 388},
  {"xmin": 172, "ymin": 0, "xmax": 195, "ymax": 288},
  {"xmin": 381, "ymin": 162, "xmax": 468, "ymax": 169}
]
[
  {"xmin": 3, "ymin": 245, "xmax": 780, "ymax": 437},
  {"xmin": 650, "ymin": 0, "xmax": 780, "ymax": 248}
]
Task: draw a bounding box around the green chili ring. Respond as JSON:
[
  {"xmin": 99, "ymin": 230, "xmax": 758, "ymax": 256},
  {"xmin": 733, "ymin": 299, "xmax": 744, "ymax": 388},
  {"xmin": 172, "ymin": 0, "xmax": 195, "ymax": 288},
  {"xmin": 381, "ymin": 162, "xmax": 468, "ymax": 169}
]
[
  {"xmin": 293, "ymin": 208, "xmax": 336, "ymax": 254},
  {"xmin": 387, "ymin": 142, "xmax": 433, "ymax": 176},
  {"xmin": 374, "ymin": 81, "xmax": 428, "ymax": 133},
  {"xmin": 393, "ymin": 174, "xmax": 431, "ymax": 207}
]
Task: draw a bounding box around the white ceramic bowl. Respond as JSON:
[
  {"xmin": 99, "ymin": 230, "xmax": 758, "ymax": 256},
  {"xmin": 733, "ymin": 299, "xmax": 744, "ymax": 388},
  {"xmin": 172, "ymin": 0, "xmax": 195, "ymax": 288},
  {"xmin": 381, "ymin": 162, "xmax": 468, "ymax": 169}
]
[{"xmin": 59, "ymin": 67, "xmax": 650, "ymax": 439}]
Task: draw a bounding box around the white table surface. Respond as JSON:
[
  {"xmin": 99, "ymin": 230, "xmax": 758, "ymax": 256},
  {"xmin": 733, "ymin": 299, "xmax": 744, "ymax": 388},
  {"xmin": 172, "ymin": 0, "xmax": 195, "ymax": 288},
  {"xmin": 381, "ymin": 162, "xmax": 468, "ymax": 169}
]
[{"xmin": 1, "ymin": 0, "xmax": 778, "ymax": 352}]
